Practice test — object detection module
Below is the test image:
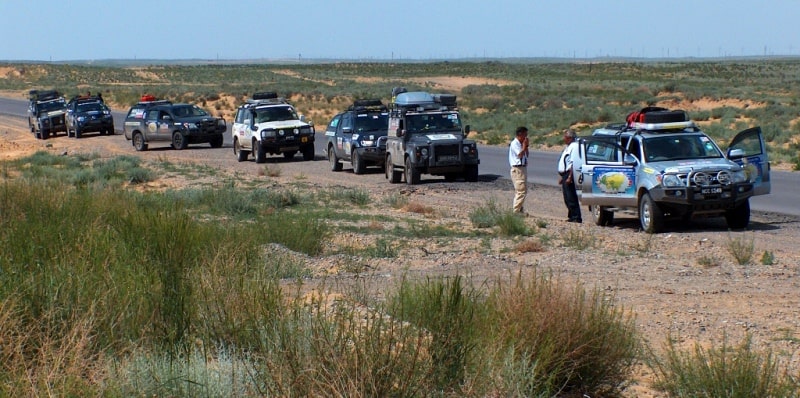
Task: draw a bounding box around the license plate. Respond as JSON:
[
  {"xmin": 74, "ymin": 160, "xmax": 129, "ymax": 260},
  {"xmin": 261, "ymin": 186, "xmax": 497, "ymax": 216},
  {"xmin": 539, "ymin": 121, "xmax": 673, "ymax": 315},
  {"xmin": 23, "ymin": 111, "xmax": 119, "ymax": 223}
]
[
  {"xmin": 438, "ymin": 155, "xmax": 458, "ymax": 162},
  {"xmin": 701, "ymin": 187, "xmax": 722, "ymax": 194}
]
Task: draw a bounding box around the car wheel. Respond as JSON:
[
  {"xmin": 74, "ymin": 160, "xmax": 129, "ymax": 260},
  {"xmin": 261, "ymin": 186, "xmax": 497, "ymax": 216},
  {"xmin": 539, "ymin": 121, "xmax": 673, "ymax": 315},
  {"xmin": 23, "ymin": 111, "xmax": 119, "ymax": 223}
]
[
  {"xmin": 352, "ymin": 150, "xmax": 365, "ymax": 174},
  {"xmin": 28, "ymin": 118, "xmax": 34, "ymax": 132},
  {"xmin": 132, "ymin": 132, "xmax": 148, "ymax": 151},
  {"xmin": 328, "ymin": 146, "xmax": 342, "ymax": 171},
  {"xmin": 302, "ymin": 144, "xmax": 315, "ymax": 161},
  {"xmin": 405, "ymin": 157, "xmax": 420, "ymax": 185},
  {"xmin": 639, "ymin": 193, "xmax": 664, "ymax": 234},
  {"xmin": 234, "ymin": 138, "xmax": 248, "ymax": 162},
  {"xmin": 254, "ymin": 140, "xmax": 267, "ymax": 164},
  {"xmin": 386, "ymin": 154, "xmax": 401, "ymax": 183},
  {"xmin": 591, "ymin": 205, "xmax": 614, "ymax": 226},
  {"xmin": 464, "ymin": 165, "xmax": 479, "ymax": 182},
  {"xmin": 74, "ymin": 126, "xmax": 81, "ymax": 139},
  {"xmin": 210, "ymin": 135, "xmax": 224, "ymax": 148},
  {"xmin": 41, "ymin": 129, "xmax": 50, "ymax": 140},
  {"xmin": 172, "ymin": 131, "xmax": 188, "ymax": 150},
  {"xmin": 725, "ymin": 199, "xmax": 750, "ymax": 230}
]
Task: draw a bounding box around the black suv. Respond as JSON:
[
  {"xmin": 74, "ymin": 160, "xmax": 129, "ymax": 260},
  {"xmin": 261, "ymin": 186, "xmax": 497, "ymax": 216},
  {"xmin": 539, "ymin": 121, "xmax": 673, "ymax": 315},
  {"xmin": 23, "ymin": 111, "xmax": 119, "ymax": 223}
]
[
  {"xmin": 65, "ymin": 95, "xmax": 115, "ymax": 138},
  {"xmin": 326, "ymin": 99, "xmax": 389, "ymax": 174},
  {"xmin": 27, "ymin": 89, "xmax": 68, "ymax": 140},
  {"xmin": 123, "ymin": 98, "xmax": 226, "ymax": 151}
]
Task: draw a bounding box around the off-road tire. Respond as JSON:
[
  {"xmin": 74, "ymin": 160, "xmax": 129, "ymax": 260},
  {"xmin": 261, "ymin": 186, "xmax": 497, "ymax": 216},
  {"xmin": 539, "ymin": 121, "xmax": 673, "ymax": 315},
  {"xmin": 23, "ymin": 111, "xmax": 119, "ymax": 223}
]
[
  {"xmin": 302, "ymin": 144, "xmax": 315, "ymax": 161},
  {"xmin": 352, "ymin": 150, "xmax": 365, "ymax": 174},
  {"xmin": 329, "ymin": 146, "xmax": 342, "ymax": 171},
  {"xmin": 254, "ymin": 140, "xmax": 267, "ymax": 164},
  {"xmin": 234, "ymin": 138, "xmax": 248, "ymax": 162},
  {"xmin": 172, "ymin": 131, "xmax": 188, "ymax": 150},
  {"xmin": 639, "ymin": 193, "xmax": 664, "ymax": 234},
  {"xmin": 132, "ymin": 132, "xmax": 148, "ymax": 151},
  {"xmin": 405, "ymin": 157, "xmax": 420, "ymax": 185},
  {"xmin": 725, "ymin": 199, "xmax": 751, "ymax": 230},
  {"xmin": 464, "ymin": 165, "xmax": 479, "ymax": 182},
  {"xmin": 386, "ymin": 154, "xmax": 401, "ymax": 183},
  {"xmin": 591, "ymin": 205, "xmax": 614, "ymax": 226},
  {"xmin": 209, "ymin": 135, "xmax": 224, "ymax": 148}
]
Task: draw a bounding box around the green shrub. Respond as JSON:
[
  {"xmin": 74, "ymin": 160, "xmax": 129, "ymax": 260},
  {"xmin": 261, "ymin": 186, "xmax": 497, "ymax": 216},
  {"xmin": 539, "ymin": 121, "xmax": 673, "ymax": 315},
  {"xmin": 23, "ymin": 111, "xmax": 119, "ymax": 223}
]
[
  {"xmin": 486, "ymin": 271, "xmax": 640, "ymax": 396},
  {"xmin": 651, "ymin": 334, "xmax": 798, "ymax": 398}
]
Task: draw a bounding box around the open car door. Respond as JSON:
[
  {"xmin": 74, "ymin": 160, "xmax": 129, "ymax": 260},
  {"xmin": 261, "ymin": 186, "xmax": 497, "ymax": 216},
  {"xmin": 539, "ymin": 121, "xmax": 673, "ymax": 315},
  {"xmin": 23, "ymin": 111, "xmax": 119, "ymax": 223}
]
[
  {"xmin": 728, "ymin": 127, "xmax": 770, "ymax": 196},
  {"xmin": 578, "ymin": 137, "xmax": 638, "ymax": 208}
]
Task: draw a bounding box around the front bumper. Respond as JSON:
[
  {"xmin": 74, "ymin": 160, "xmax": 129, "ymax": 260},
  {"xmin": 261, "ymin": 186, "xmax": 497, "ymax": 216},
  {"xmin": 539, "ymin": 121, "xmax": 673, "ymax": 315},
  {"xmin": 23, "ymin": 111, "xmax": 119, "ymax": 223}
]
[{"xmin": 650, "ymin": 182, "xmax": 754, "ymax": 211}]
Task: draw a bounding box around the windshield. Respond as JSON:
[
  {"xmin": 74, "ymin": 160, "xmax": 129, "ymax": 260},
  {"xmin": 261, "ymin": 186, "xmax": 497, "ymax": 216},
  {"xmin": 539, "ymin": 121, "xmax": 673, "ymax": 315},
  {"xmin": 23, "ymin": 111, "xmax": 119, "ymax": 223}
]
[
  {"xmin": 77, "ymin": 102, "xmax": 108, "ymax": 113},
  {"xmin": 37, "ymin": 99, "xmax": 66, "ymax": 113},
  {"xmin": 254, "ymin": 106, "xmax": 298, "ymax": 123},
  {"xmin": 643, "ymin": 135, "xmax": 723, "ymax": 162},
  {"xmin": 406, "ymin": 113, "xmax": 461, "ymax": 133},
  {"xmin": 354, "ymin": 113, "xmax": 389, "ymax": 133},
  {"xmin": 171, "ymin": 105, "xmax": 209, "ymax": 117}
]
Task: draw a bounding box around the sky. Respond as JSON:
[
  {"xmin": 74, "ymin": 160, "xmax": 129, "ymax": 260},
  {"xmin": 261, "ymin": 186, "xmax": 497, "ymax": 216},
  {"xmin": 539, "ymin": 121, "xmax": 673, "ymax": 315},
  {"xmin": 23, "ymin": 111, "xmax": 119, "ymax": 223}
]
[{"xmin": 1, "ymin": 0, "xmax": 798, "ymax": 61}]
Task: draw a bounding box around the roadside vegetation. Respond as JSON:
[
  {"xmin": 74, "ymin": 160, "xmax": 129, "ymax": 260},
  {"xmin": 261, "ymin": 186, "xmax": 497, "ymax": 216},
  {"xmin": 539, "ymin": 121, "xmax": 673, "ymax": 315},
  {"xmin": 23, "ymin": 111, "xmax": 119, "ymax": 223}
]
[
  {"xmin": 2, "ymin": 151, "xmax": 797, "ymax": 396},
  {"xmin": 2, "ymin": 60, "xmax": 800, "ymax": 168}
]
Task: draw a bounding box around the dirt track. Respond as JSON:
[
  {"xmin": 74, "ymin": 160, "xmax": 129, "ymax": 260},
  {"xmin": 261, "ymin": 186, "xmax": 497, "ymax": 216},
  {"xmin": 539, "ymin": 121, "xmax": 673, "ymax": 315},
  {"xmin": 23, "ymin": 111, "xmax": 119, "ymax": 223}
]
[{"xmin": 3, "ymin": 114, "xmax": 800, "ymax": 397}]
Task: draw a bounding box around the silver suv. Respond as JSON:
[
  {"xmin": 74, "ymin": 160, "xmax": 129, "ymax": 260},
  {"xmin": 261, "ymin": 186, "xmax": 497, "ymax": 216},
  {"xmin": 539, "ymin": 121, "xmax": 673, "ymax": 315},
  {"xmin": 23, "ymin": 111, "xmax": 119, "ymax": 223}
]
[{"xmin": 576, "ymin": 110, "xmax": 770, "ymax": 233}]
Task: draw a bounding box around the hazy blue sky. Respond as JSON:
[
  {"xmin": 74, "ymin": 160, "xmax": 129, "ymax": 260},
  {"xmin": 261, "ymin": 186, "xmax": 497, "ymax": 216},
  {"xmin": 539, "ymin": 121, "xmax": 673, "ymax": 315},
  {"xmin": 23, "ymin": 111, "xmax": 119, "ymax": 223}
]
[{"xmin": 2, "ymin": 0, "xmax": 798, "ymax": 61}]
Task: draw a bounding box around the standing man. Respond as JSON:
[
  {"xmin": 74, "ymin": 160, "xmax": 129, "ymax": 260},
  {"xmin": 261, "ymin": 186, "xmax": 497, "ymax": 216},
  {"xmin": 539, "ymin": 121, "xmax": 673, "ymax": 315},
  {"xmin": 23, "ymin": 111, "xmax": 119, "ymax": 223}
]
[
  {"xmin": 558, "ymin": 129, "xmax": 582, "ymax": 223},
  {"xmin": 508, "ymin": 126, "xmax": 529, "ymax": 214}
]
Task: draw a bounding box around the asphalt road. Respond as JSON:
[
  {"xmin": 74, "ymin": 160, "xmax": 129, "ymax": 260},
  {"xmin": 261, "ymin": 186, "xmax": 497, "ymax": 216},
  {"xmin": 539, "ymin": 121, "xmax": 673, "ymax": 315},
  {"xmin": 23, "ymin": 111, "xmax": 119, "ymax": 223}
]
[{"xmin": 3, "ymin": 95, "xmax": 796, "ymax": 216}]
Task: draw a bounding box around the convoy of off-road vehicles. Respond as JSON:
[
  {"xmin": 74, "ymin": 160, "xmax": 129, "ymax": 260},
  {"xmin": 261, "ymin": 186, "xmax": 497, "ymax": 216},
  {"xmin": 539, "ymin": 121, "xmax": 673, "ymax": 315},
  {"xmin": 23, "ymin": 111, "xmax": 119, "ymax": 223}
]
[{"xmin": 23, "ymin": 86, "xmax": 771, "ymax": 233}]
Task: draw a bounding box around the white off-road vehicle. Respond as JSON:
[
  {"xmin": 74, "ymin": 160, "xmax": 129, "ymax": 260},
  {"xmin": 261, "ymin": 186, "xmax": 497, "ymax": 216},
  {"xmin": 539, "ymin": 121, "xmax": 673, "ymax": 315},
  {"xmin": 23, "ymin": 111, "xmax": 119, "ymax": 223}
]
[{"xmin": 231, "ymin": 92, "xmax": 315, "ymax": 163}]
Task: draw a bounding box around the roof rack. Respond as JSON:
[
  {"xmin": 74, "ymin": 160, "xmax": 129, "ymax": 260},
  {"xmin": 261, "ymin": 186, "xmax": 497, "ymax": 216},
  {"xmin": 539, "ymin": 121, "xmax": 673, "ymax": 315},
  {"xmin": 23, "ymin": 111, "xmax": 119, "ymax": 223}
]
[
  {"xmin": 630, "ymin": 120, "xmax": 696, "ymax": 131},
  {"xmin": 349, "ymin": 99, "xmax": 386, "ymax": 112},
  {"xmin": 246, "ymin": 92, "xmax": 287, "ymax": 106},
  {"xmin": 252, "ymin": 92, "xmax": 278, "ymax": 100},
  {"xmin": 30, "ymin": 90, "xmax": 61, "ymax": 102},
  {"xmin": 390, "ymin": 90, "xmax": 458, "ymax": 112}
]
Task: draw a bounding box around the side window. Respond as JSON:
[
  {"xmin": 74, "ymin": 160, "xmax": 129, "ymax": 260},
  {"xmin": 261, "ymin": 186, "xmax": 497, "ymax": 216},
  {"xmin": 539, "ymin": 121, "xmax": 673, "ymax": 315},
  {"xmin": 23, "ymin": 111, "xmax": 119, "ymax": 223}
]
[
  {"xmin": 327, "ymin": 114, "xmax": 340, "ymax": 132},
  {"xmin": 235, "ymin": 108, "xmax": 244, "ymax": 124},
  {"xmin": 341, "ymin": 113, "xmax": 353, "ymax": 132},
  {"xmin": 627, "ymin": 138, "xmax": 642, "ymax": 162},
  {"xmin": 145, "ymin": 110, "xmax": 159, "ymax": 122},
  {"xmin": 584, "ymin": 140, "xmax": 620, "ymax": 163}
]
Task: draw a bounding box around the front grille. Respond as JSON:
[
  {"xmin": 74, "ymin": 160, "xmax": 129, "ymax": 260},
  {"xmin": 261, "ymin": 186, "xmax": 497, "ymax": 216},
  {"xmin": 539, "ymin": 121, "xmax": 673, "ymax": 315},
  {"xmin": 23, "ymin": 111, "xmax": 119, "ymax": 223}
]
[
  {"xmin": 197, "ymin": 120, "xmax": 218, "ymax": 133},
  {"xmin": 433, "ymin": 144, "xmax": 459, "ymax": 156}
]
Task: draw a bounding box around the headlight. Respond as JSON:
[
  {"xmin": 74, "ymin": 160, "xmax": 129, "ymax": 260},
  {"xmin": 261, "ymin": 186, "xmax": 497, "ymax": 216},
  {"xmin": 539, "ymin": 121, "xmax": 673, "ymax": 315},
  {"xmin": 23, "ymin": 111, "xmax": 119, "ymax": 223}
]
[
  {"xmin": 184, "ymin": 122, "xmax": 197, "ymax": 129},
  {"xmin": 662, "ymin": 174, "xmax": 682, "ymax": 187},
  {"xmin": 292, "ymin": 128, "xmax": 299, "ymax": 135},
  {"xmin": 278, "ymin": 129, "xmax": 285, "ymax": 136},
  {"xmin": 77, "ymin": 116, "xmax": 86, "ymax": 122},
  {"xmin": 731, "ymin": 169, "xmax": 747, "ymax": 183},
  {"xmin": 261, "ymin": 129, "xmax": 275, "ymax": 139},
  {"xmin": 462, "ymin": 145, "xmax": 471, "ymax": 154},
  {"xmin": 420, "ymin": 148, "xmax": 429, "ymax": 157},
  {"xmin": 361, "ymin": 140, "xmax": 374, "ymax": 147}
]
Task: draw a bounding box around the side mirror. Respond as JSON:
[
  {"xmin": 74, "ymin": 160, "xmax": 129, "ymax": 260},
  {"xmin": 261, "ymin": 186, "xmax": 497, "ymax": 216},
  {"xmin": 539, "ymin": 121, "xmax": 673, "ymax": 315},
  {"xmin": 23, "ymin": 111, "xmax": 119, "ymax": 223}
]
[
  {"xmin": 623, "ymin": 153, "xmax": 638, "ymax": 165},
  {"xmin": 464, "ymin": 125, "xmax": 471, "ymax": 136},
  {"xmin": 728, "ymin": 148, "xmax": 745, "ymax": 159}
]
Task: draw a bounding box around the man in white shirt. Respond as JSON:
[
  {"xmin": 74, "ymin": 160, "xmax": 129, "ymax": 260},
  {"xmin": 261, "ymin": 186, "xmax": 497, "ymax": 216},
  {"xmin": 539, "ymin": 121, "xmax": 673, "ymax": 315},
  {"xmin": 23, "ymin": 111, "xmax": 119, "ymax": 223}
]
[
  {"xmin": 558, "ymin": 129, "xmax": 582, "ymax": 223},
  {"xmin": 508, "ymin": 126, "xmax": 529, "ymax": 214}
]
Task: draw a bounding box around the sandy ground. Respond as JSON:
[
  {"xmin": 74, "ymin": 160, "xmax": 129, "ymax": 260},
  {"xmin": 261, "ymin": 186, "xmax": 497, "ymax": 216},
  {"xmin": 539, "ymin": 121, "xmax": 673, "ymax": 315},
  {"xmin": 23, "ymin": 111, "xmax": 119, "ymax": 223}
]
[{"xmin": 3, "ymin": 112, "xmax": 800, "ymax": 397}]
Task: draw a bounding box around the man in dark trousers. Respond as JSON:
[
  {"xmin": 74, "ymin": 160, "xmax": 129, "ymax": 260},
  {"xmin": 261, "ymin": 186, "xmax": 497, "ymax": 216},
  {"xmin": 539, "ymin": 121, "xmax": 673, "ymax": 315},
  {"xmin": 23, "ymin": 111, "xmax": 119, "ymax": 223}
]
[{"xmin": 557, "ymin": 129, "xmax": 582, "ymax": 223}]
